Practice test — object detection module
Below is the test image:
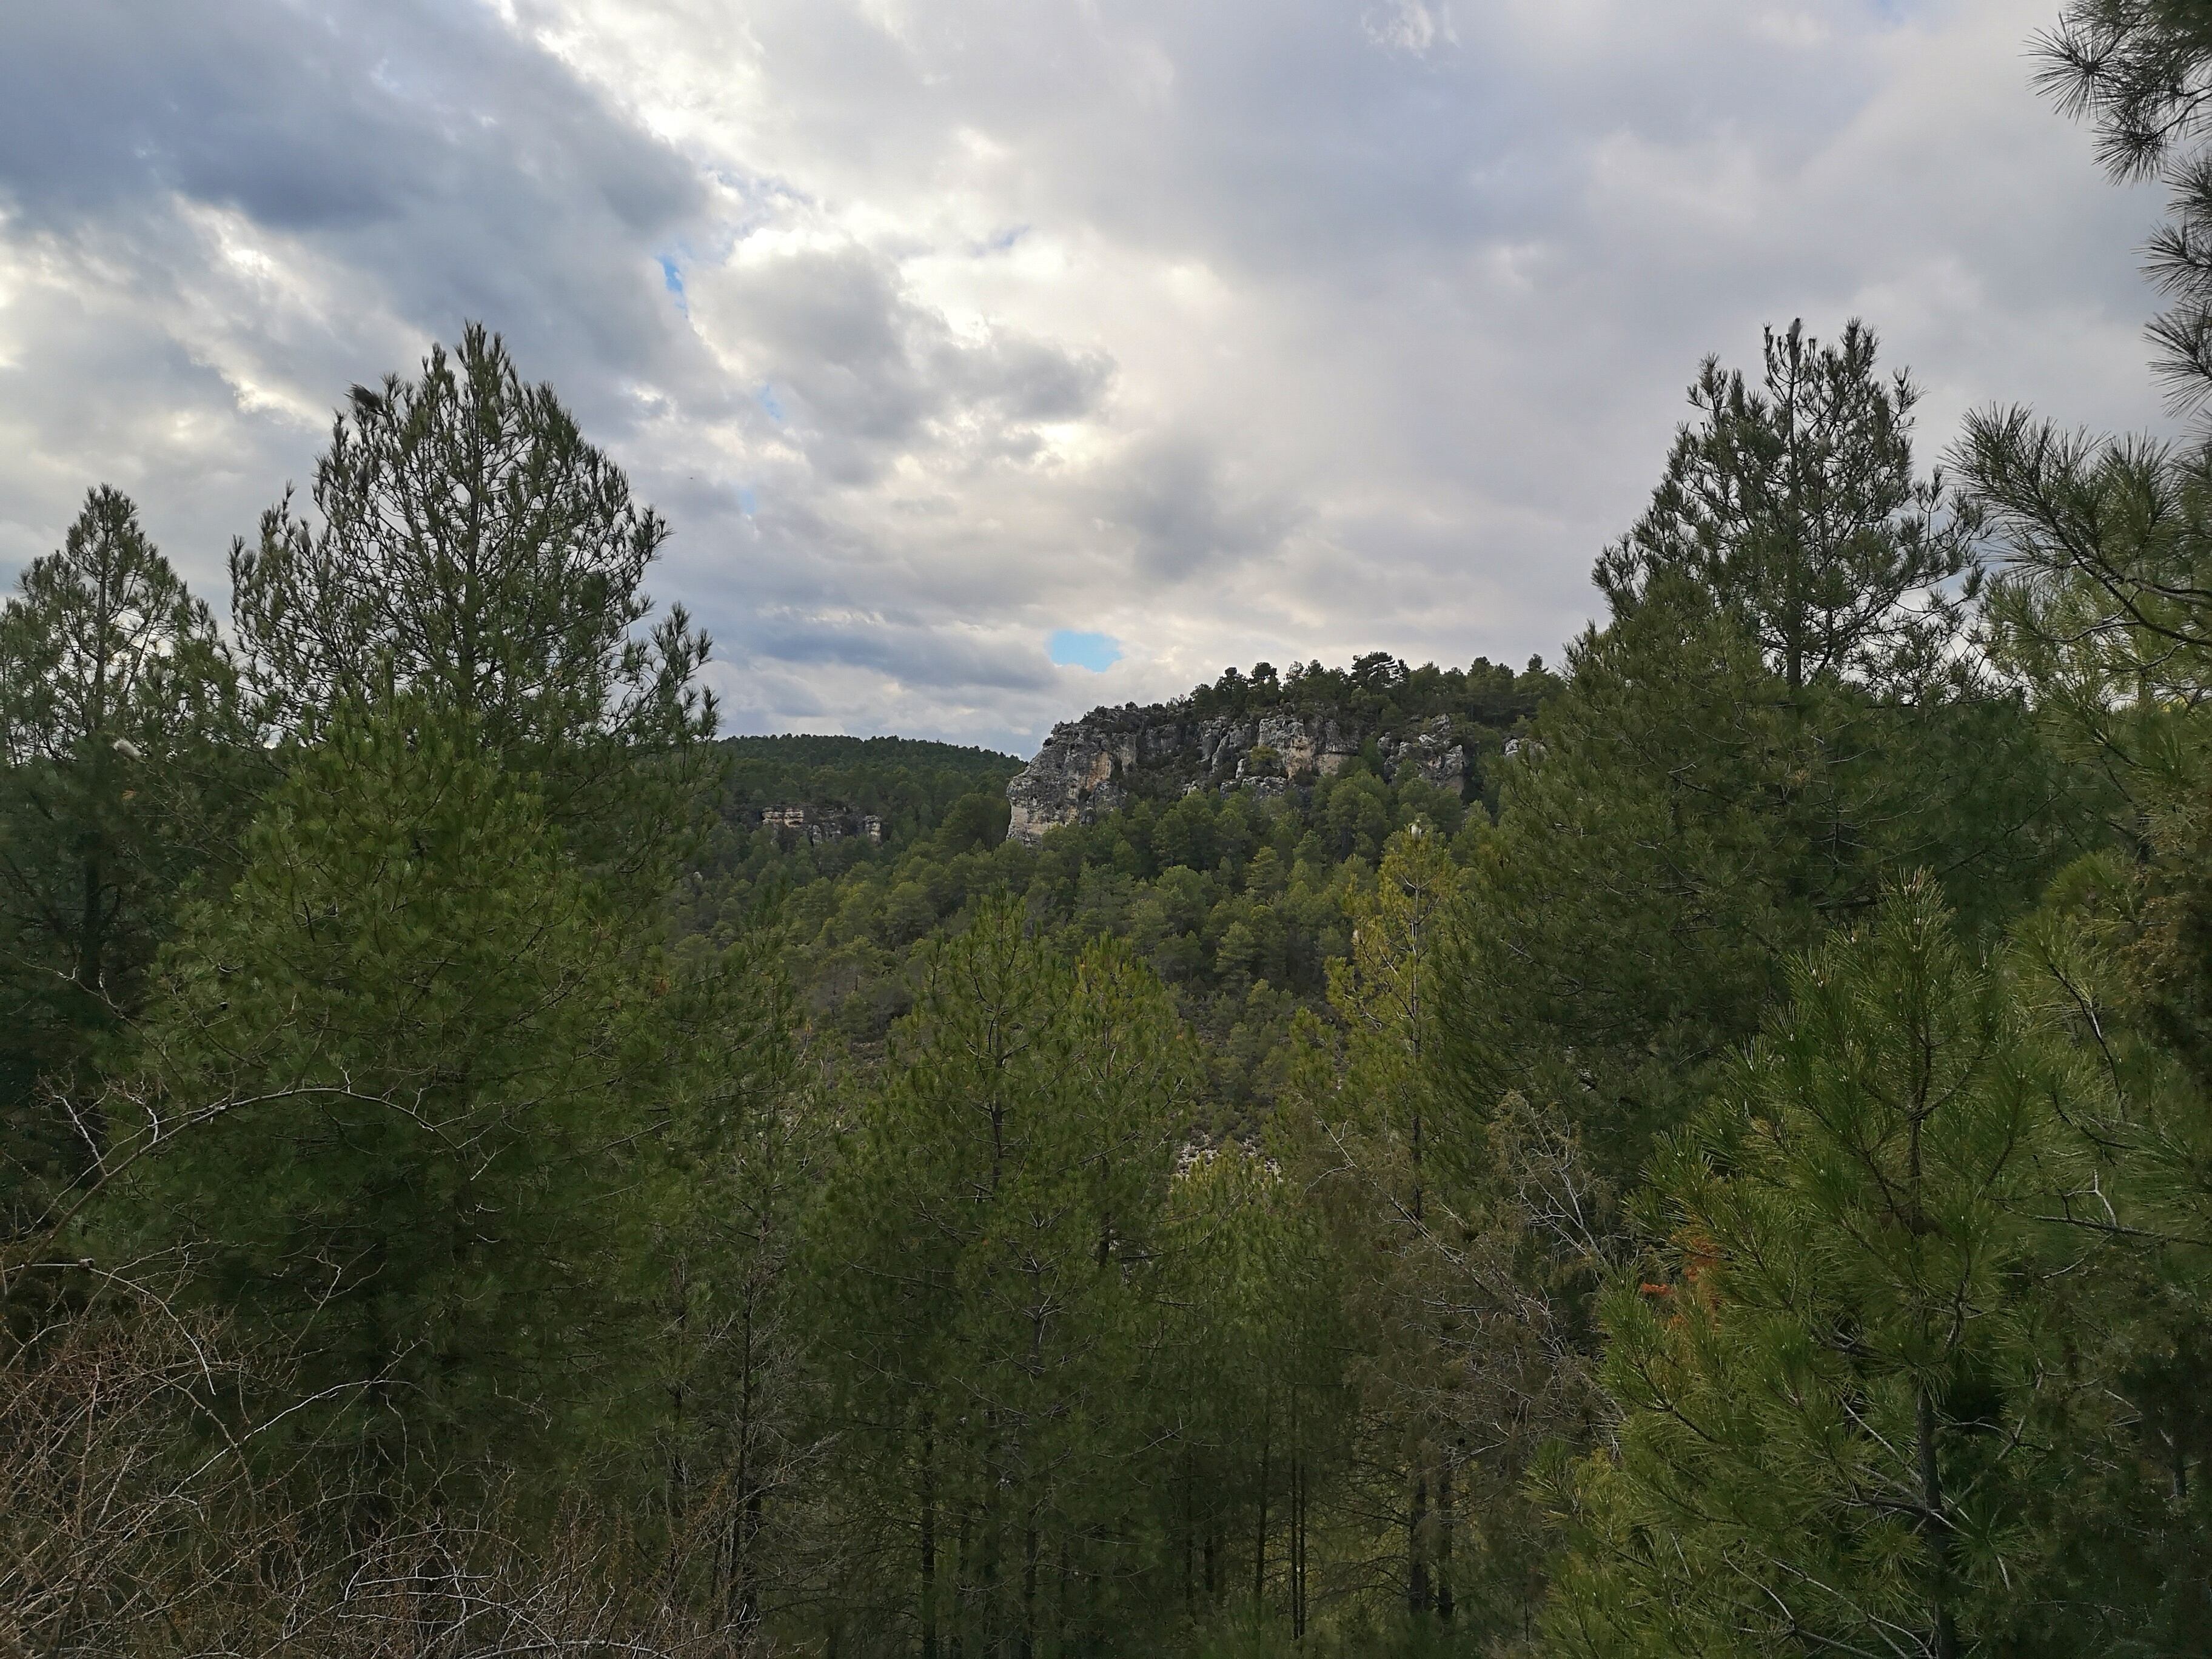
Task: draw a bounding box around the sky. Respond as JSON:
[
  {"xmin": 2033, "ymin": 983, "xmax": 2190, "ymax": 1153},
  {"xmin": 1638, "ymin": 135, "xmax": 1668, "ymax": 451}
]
[{"xmin": 0, "ymin": 0, "xmax": 2176, "ymax": 756}]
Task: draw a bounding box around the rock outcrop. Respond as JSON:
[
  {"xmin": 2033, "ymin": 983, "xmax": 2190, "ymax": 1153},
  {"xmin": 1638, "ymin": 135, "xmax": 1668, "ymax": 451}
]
[
  {"xmin": 1004, "ymin": 703, "xmax": 1472, "ymax": 846},
  {"xmin": 759, "ymin": 803, "xmax": 885, "ymax": 847}
]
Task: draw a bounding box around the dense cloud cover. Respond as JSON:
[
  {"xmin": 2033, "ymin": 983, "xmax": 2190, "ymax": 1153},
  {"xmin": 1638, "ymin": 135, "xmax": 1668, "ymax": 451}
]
[{"xmin": 0, "ymin": 0, "xmax": 2171, "ymax": 751}]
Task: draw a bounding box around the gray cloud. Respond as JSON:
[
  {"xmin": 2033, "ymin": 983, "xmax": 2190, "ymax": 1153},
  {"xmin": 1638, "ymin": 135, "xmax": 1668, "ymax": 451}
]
[
  {"xmin": 687, "ymin": 243, "xmax": 1111, "ymax": 489},
  {"xmin": 1098, "ymin": 435, "xmax": 1306, "ymax": 583},
  {"xmin": 0, "ymin": 1, "xmax": 702, "ymax": 351},
  {"xmin": 0, "ymin": 0, "xmax": 2181, "ymax": 754},
  {"xmin": 740, "ymin": 608, "xmax": 1060, "ymax": 695}
]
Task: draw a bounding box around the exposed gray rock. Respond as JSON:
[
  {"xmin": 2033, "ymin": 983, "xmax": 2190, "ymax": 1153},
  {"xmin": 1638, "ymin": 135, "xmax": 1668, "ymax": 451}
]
[
  {"xmin": 1004, "ymin": 711, "xmax": 1164, "ymax": 845},
  {"xmin": 1004, "ymin": 699, "xmax": 1476, "ymax": 845},
  {"xmin": 1402, "ymin": 713, "xmax": 1467, "ymax": 792},
  {"xmin": 759, "ymin": 803, "xmax": 884, "ymax": 846}
]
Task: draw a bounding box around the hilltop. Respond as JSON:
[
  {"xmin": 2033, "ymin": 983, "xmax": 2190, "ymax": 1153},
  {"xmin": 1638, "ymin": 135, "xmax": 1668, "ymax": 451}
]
[
  {"xmin": 1004, "ymin": 651, "xmax": 1556, "ymax": 842},
  {"xmin": 674, "ymin": 652, "xmax": 1563, "ymax": 1126}
]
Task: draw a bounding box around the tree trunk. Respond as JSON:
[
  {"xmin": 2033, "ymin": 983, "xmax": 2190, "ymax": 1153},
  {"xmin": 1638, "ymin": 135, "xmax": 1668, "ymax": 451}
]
[
  {"xmin": 733, "ymin": 1292, "xmax": 764, "ymax": 1634},
  {"xmin": 1407, "ymin": 1461, "xmax": 1431, "ymax": 1617},
  {"xmin": 1254, "ymin": 1400, "xmax": 1270, "ymax": 1616},
  {"xmin": 1020, "ymin": 1507, "xmax": 1039, "ymax": 1659},
  {"xmin": 1436, "ymin": 1452, "xmax": 1455, "ymax": 1624},
  {"xmin": 1062, "ymin": 1530, "xmax": 1079, "ymax": 1659},
  {"xmin": 75, "ymin": 848, "xmax": 104, "ymax": 1002},
  {"xmin": 953, "ymin": 1507, "xmax": 972, "ymax": 1659},
  {"xmin": 665, "ymin": 1256, "xmax": 689, "ymax": 1578},
  {"xmin": 1182, "ymin": 1445, "xmax": 1195, "ymax": 1618},
  {"xmin": 1918, "ymin": 1385, "xmax": 1957, "ymax": 1659},
  {"xmin": 922, "ymin": 1420, "xmax": 939, "ymax": 1659}
]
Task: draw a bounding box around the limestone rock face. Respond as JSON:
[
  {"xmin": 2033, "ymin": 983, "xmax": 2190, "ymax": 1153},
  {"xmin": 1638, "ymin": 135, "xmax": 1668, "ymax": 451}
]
[
  {"xmin": 1004, "ymin": 708, "xmax": 1165, "ymax": 845},
  {"xmin": 1406, "ymin": 714, "xmax": 1468, "ymax": 792},
  {"xmin": 759, "ymin": 803, "xmax": 884, "ymax": 846},
  {"xmin": 1003, "ymin": 701, "xmax": 1476, "ymax": 845}
]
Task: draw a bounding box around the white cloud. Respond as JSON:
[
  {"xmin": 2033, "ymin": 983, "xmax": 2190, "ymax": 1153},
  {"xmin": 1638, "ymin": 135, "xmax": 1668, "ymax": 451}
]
[
  {"xmin": 1363, "ymin": 2, "xmax": 1456, "ymax": 55},
  {"xmin": 0, "ymin": 0, "xmax": 2177, "ymax": 755}
]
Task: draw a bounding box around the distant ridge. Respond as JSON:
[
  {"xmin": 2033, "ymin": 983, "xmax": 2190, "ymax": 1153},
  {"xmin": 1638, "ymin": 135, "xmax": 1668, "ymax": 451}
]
[
  {"xmin": 718, "ymin": 733, "xmax": 1024, "ymax": 768},
  {"xmin": 1000, "ymin": 651, "xmax": 1555, "ymax": 843},
  {"xmin": 712, "ymin": 732, "xmax": 1025, "ymax": 852}
]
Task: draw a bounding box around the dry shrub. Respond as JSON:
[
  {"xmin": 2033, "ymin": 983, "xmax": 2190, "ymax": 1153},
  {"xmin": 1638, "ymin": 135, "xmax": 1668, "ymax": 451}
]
[{"xmin": 1, "ymin": 1285, "xmax": 752, "ymax": 1658}]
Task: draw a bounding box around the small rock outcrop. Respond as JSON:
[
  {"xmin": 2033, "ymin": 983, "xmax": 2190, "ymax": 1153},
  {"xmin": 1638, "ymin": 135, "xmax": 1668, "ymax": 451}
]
[
  {"xmin": 759, "ymin": 803, "xmax": 885, "ymax": 847},
  {"xmin": 1004, "ymin": 703, "xmax": 1473, "ymax": 846}
]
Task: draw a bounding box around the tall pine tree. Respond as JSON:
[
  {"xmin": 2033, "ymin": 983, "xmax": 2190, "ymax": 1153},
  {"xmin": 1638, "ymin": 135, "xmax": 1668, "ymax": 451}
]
[
  {"xmin": 230, "ymin": 324, "xmax": 717, "ymax": 894},
  {"xmin": 810, "ymin": 903, "xmax": 1198, "ymax": 1657},
  {"xmin": 0, "ymin": 488, "xmax": 244, "ymax": 1242},
  {"xmin": 1549, "ymin": 883, "xmax": 2102, "ymax": 1659},
  {"xmin": 110, "ymin": 697, "xmax": 674, "ymax": 1510}
]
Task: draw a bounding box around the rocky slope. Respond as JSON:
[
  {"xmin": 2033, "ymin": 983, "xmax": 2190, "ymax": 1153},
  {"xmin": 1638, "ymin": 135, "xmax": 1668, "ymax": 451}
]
[
  {"xmin": 1005, "ymin": 703, "xmax": 1475, "ymax": 845},
  {"xmin": 757, "ymin": 803, "xmax": 885, "ymax": 846}
]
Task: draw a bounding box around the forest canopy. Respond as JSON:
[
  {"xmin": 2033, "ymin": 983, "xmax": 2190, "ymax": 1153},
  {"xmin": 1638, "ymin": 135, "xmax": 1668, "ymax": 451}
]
[{"xmin": 9, "ymin": 7, "xmax": 2212, "ymax": 1654}]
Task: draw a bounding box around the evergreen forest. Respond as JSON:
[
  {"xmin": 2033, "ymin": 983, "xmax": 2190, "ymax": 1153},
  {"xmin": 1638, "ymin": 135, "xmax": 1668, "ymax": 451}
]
[{"xmin": 12, "ymin": 5, "xmax": 2212, "ymax": 1654}]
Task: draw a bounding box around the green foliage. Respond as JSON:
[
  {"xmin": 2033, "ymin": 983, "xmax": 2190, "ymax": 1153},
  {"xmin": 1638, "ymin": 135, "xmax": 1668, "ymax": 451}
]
[
  {"xmin": 1999, "ymin": 836, "xmax": 2212, "ymax": 1646},
  {"xmin": 675, "ymin": 737, "xmax": 1023, "ymax": 942},
  {"xmin": 1278, "ymin": 828, "xmax": 1467, "ymax": 1621},
  {"xmin": 35, "ymin": 106, "xmax": 2212, "ymax": 1652},
  {"xmin": 2036, "ymin": 0, "xmax": 2212, "ymax": 405},
  {"xmin": 1597, "ymin": 318, "xmax": 1976, "ymax": 691},
  {"xmin": 728, "ymin": 761, "xmax": 1484, "ymax": 1132},
  {"xmin": 721, "ymin": 732, "xmax": 1022, "ymax": 825},
  {"xmin": 110, "ymin": 697, "xmax": 672, "ymax": 1504},
  {"xmin": 1184, "ymin": 651, "xmax": 1555, "ymax": 726},
  {"xmin": 1442, "ymin": 585, "xmax": 1825, "ymax": 1178},
  {"xmin": 1550, "ymin": 883, "xmax": 2093, "ymax": 1658},
  {"xmin": 0, "ymin": 487, "xmax": 249, "ymax": 1239},
  {"xmin": 1156, "ymin": 1145, "xmax": 1350, "ymax": 1640},
  {"xmin": 808, "ymin": 902, "xmax": 1201, "ymax": 1655},
  {"xmin": 1960, "ymin": 406, "xmax": 2212, "ymax": 802},
  {"xmin": 643, "ymin": 934, "xmax": 826, "ymax": 1632},
  {"xmin": 1445, "ymin": 325, "xmax": 2089, "ymax": 1186},
  {"xmin": 675, "ymin": 654, "xmax": 1539, "ymax": 1151},
  {"xmin": 230, "ymin": 324, "xmax": 717, "ymax": 896}
]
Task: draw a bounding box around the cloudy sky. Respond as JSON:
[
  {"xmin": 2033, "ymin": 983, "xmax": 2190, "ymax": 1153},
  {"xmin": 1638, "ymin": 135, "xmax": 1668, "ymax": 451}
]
[{"xmin": 0, "ymin": 0, "xmax": 2174, "ymax": 754}]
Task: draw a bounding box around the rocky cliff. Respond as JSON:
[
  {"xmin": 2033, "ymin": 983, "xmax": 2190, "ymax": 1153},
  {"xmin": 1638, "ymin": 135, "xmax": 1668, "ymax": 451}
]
[
  {"xmin": 757, "ymin": 803, "xmax": 885, "ymax": 847},
  {"xmin": 1005, "ymin": 703, "xmax": 1473, "ymax": 846}
]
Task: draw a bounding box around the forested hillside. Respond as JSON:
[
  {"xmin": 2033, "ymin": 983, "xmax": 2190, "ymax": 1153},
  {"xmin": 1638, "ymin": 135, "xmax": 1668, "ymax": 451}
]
[
  {"xmin": 718, "ymin": 734, "xmax": 1024, "ymax": 844},
  {"xmin": 690, "ymin": 734, "xmax": 1026, "ymax": 916},
  {"xmin": 683, "ymin": 658, "xmax": 1550, "ymax": 1129},
  {"xmin": 10, "ymin": 6, "xmax": 2212, "ymax": 1655}
]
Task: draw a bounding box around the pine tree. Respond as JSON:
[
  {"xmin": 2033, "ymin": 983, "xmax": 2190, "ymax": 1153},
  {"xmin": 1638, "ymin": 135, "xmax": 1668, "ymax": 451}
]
[
  {"xmin": 1447, "ymin": 328, "xmax": 2081, "ymax": 1188},
  {"xmin": 1958, "ymin": 406, "xmax": 2212, "ymax": 802},
  {"xmin": 1597, "ymin": 319, "xmax": 1974, "ymax": 694},
  {"xmin": 1283, "ymin": 825, "xmax": 1601, "ymax": 1640},
  {"xmin": 0, "ymin": 488, "xmax": 245, "ymax": 1241},
  {"xmin": 1154, "ymin": 1143, "xmax": 1348, "ymax": 1643},
  {"xmin": 2036, "ymin": 1, "xmax": 2212, "ymax": 409},
  {"xmin": 109, "ymin": 695, "xmax": 672, "ymax": 1509},
  {"xmin": 1945, "ymin": 374, "xmax": 2212, "ymax": 1646},
  {"xmin": 809, "ymin": 902, "xmax": 1198, "ymax": 1657},
  {"xmin": 230, "ymin": 324, "xmax": 717, "ymax": 890},
  {"xmin": 1438, "ymin": 583, "xmax": 1823, "ymax": 1180},
  {"xmin": 644, "ymin": 937, "xmax": 828, "ymax": 1640},
  {"xmin": 1282, "ymin": 825, "xmax": 1464, "ymax": 1624},
  {"xmin": 1548, "ymin": 882, "xmax": 2097, "ymax": 1659}
]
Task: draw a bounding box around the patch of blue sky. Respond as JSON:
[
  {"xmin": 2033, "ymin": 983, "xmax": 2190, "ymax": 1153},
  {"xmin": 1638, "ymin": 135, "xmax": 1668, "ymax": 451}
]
[
  {"xmin": 757, "ymin": 383, "xmax": 786, "ymax": 423},
  {"xmin": 1048, "ymin": 630, "xmax": 1121, "ymax": 672},
  {"xmin": 657, "ymin": 254, "xmax": 687, "ymax": 315}
]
